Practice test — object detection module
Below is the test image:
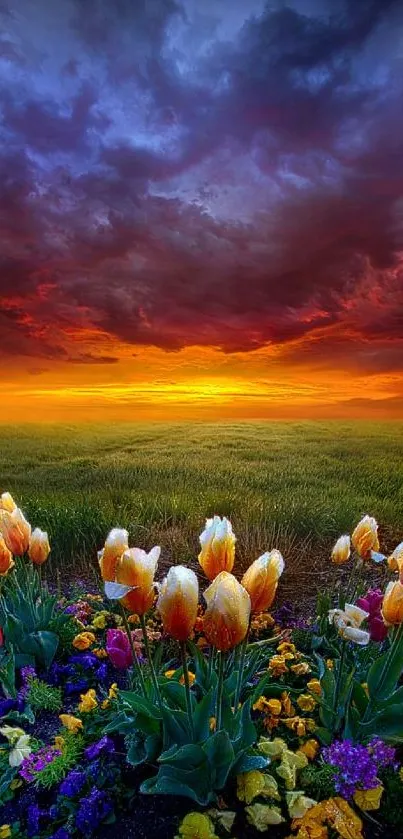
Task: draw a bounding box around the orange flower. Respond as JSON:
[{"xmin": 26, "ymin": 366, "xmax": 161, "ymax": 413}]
[
  {"xmin": 73, "ymin": 631, "xmax": 96, "ymax": 650},
  {"xmin": 156, "ymin": 566, "xmax": 199, "ymax": 641},
  {"xmin": 331, "ymin": 535, "xmax": 351, "ymax": 565},
  {"xmin": 388, "ymin": 542, "xmax": 403, "ymax": 579},
  {"xmin": 307, "ymin": 679, "xmax": 322, "ymax": 696},
  {"xmin": 28, "ymin": 528, "xmax": 50, "ymax": 566},
  {"xmin": 203, "ymin": 571, "xmax": 251, "ymax": 651},
  {"xmin": 298, "ymin": 739, "xmax": 319, "ymax": 761},
  {"xmin": 241, "ymin": 549, "xmax": 285, "ymax": 613},
  {"xmin": 0, "ymin": 536, "xmax": 14, "ymax": 576},
  {"xmin": 351, "ymin": 515, "xmax": 379, "ymax": 559},
  {"xmin": 0, "ymin": 507, "xmax": 31, "ymax": 556},
  {"xmin": 180, "ymin": 671, "xmax": 196, "ymax": 686},
  {"xmin": 382, "ymin": 580, "xmax": 403, "ymax": 625},
  {"xmin": 198, "ymin": 516, "xmax": 236, "ymax": 580},
  {"xmin": 269, "ymin": 655, "xmax": 288, "ymax": 676},
  {"xmin": 290, "ymin": 662, "xmax": 311, "ymax": 676},
  {"xmin": 0, "ymin": 492, "xmax": 16, "ymax": 513},
  {"xmin": 98, "ymin": 528, "xmax": 129, "ymax": 582},
  {"xmin": 117, "ymin": 546, "xmax": 160, "ymax": 615}
]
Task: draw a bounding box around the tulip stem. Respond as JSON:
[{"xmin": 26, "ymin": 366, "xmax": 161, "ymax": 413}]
[
  {"xmin": 216, "ymin": 651, "xmax": 226, "ymax": 731},
  {"xmin": 333, "ymin": 640, "xmax": 347, "ymax": 732},
  {"xmin": 120, "ymin": 606, "xmax": 147, "ymax": 698},
  {"xmin": 233, "ymin": 616, "xmax": 252, "ymax": 711},
  {"xmin": 207, "ymin": 646, "xmax": 215, "ymax": 684},
  {"xmin": 139, "ymin": 614, "xmax": 164, "ymax": 714},
  {"xmin": 180, "ymin": 641, "xmax": 195, "ymax": 741}
]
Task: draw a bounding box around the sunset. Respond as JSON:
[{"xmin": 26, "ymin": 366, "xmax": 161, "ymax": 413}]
[{"xmin": 1, "ymin": 0, "xmax": 403, "ymax": 421}]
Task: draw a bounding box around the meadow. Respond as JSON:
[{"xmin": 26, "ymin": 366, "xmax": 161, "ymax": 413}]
[{"xmin": 0, "ymin": 420, "xmax": 402, "ymax": 599}]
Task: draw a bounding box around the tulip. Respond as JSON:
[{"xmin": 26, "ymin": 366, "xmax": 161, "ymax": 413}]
[
  {"xmin": 351, "ymin": 515, "xmax": 379, "ymax": 560},
  {"xmin": 105, "ymin": 628, "xmax": 134, "ymax": 669},
  {"xmin": 0, "ymin": 536, "xmax": 14, "ymax": 576},
  {"xmin": 198, "ymin": 516, "xmax": 236, "ymax": 581},
  {"xmin": 203, "ymin": 571, "xmax": 251, "ymax": 652},
  {"xmin": 241, "ymin": 549, "xmax": 284, "ymax": 613},
  {"xmin": 116, "ymin": 545, "xmax": 160, "ymax": 615},
  {"xmin": 28, "ymin": 528, "xmax": 50, "ymax": 566},
  {"xmin": 0, "ymin": 508, "xmax": 31, "ymax": 555},
  {"xmin": 98, "ymin": 528, "xmax": 129, "ymax": 582},
  {"xmin": 382, "ymin": 580, "xmax": 403, "ymax": 625},
  {"xmin": 157, "ymin": 566, "xmax": 199, "ymax": 642},
  {"xmin": 331, "ymin": 535, "xmax": 351, "ymax": 565},
  {"xmin": 387, "ymin": 542, "xmax": 403, "ymax": 579},
  {"xmin": 0, "ymin": 492, "xmax": 16, "ymax": 513},
  {"xmin": 356, "ymin": 589, "xmax": 387, "ymax": 642},
  {"xmin": 328, "ymin": 604, "xmax": 370, "ymax": 645}
]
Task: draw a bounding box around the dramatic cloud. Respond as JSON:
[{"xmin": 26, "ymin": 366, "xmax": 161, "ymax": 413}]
[{"xmin": 1, "ymin": 0, "xmax": 403, "ymax": 385}]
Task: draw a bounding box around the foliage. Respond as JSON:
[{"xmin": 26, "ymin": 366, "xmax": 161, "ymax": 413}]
[
  {"xmin": 26, "ymin": 679, "xmax": 63, "ymax": 713},
  {"xmin": 0, "ymin": 563, "xmax": 61, "ymax": 669},
  {"xmin": 31, "ymin": 732, "xmax": 84, "ymax": 789}
]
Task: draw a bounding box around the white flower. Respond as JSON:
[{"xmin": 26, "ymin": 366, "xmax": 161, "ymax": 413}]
[
  {"xmin": 328, "ymin": 603, "xmax": 370, "ymax": 645},
  {"xmin": 9, "ymin": 734, "xmax": 31, "ymax": 767}
]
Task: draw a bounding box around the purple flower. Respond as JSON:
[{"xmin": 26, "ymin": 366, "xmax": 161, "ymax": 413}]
[
  {"xmin": 50, "ymin": 830, "xmax": 71, "ymax": 839},
  {"xmin": 84, "ymin": 736, "xmax": 115, "ymax": 761},
  {"xmin": 322, "ymin": 740, "xmax": 380, "ymax": 799},
  {"xmin": 59, "ymin": 769, "xmax": 87, "ymax": 797},
  {"xmin": 0, "ymin": 696, "xmax": 25, "ymax": 716},
  {"xmin": 368, "ymin": 737, "xmax": 398, "ymax": 769},
  {"xmin": 76, "ymin": 788, "xmax": 112, "ymax": 833},
  {"xmin": 106, "ymin": 628, "xmax": 133, "ymax": 670},
  {"xmin": 356, "ymin": 589, "xmax": 388, "ymax": 642},
  {"xmin": 64, "ymin": 678, "xmax": 89, "ymax": 695},
  {"xmin": 69, "ymin": 653, "xmax": 99, "ymax": 669},
  {"xmin": 27, "ymin": 803, "xmax": 48, "ymax": 837}
]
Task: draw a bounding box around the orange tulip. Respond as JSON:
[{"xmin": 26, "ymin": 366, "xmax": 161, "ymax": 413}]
[
  {"xmin": 382, "ymin": 581, "xmax": 403, "ymax": 626},
  {"xmin": 0, "ymin": 535, "xmax": 14, "ymax": 576},
  {"xmin": 203, "ymin": 571, "xmax": 251, "ymax": 651},
  {"xmin": 351, "ymin": 516, "xmax": 379, "ymax": 559},
  {"xmin": 157, "ymin": 566, "xmax": 199, "ymax": 641},
  {"xmin": 28, "ymin": 528, "xmax": 50, "ymax": 565},
  {"xmin": 331, "ymin": 535, "xmax": 351, "ymax": 565},
  {"xmin": 0, "ymin": 492, "xmax": 17, "ymax": 513},
  {"xmin": 198, "ymin": 516, "xmax": 236, "ymax": 580},
  {"xmin": 98, "ymin": 528, "xmax": 129, "ymax": 582},
  {"xmin": 116, "ymin": 546, "xmax": 160, "ymax": 615},
  {"xmin": 387, "ymin": 542, "xmax": 403, "ymax": 580},
  {"xmin": 0, "ymin": 508, "xmax": 31, "ymax": 555},
  {"xmin": 241, "ymin": 549, "xmax": 284, "ymax": 613}
]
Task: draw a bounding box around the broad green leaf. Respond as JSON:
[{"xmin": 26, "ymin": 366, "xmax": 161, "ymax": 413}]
[
  {"xmin": 193, "ymin": 689, "xmax": 214, "ymax": 742},
  {"xmin": 161, "ymin": 707, "xmax": 191, "ymax": 750},
  {"xmin": 204, "ymin": 730, "xmax": 235, "ymax": 789},
  {"xmin": 121, "ymin": 691, "xmax": 161, "ymax": 719}
]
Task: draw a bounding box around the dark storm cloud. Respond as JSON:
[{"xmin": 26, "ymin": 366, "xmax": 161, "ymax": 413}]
[{"xmin": 0, "ymin": 0, "xmax": 403, "ymax": 371}]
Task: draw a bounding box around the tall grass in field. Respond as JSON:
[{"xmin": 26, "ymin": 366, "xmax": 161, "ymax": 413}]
[{"xmin": 0, "ymin": 421, "xmax": 402, "ymax": 596}]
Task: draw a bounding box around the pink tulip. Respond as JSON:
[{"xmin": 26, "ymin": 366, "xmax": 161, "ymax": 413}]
[
  {"xmin": 106, "ymin": 629, "xmax": 135, "ymax": 669},
  {"xmin": 356, "ymin": 589, "xmax": 387, "ymax": 642}
]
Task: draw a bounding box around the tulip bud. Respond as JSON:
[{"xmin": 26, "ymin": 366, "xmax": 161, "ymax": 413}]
[
  {"xmin": 351, "ymin": 516, "xmax": 379, "ymax": 560},
  {"xmin": 116, "ymin": 546, "xmax": 160, "ymax": 615},
  {"xmin": 241, "ymin": 549, "xmax": 285, "ymax": 613},
  {"xmin": 157, "ymin": 566, "xmax": 199, "ymax": 641},
  {"xmin": 387, "ymin": 542, "xmax": 403, "ymax": 579},
  {"xmin": 331, "ymin": 535, "xmax": 351, "ymax": 565},
  {"xmin": 382, "ymin": 581, "xmax": 403, "ymax": 626},
  {"xmin": 203, "ymin": 571, "xmax": 251, "ymax": 651},
  {"xmin": 198, "ymin": 516, "xmax": 236, "ymax": 581},
  {"xmin": 0, "ymin": 507, "xmax": 31, "ymax": 555},
  {"xmin": 28, "ymin": 528, "xmax": 50, "ymax": 565},
  {"xmin": 0, "ymin": 492, "xmax": 17, "ymax": 513},
  {"xmin": 0, "ymin": 535, "xmax": 14, "ymax": 576},
  {"xmin": 98, "ymin": 528, "xmax": 129, "ymax": 582}
]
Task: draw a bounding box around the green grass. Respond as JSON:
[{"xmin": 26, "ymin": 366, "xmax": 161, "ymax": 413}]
[{"xmin": 0, "ymin": 421, "xmax": 402, "ymax": 595}]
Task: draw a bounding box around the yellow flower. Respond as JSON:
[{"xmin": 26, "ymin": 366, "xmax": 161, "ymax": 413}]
[
  {"xmin": 245, "ymin": 803, "xmax": 284, "ymax": 830},
  {"xmin": 351, "ymin": 515, "xmax": 379, "ymax": 559},
  {"xmin": 281, "ymin": 691, "xmax": 295, "ymax": 716},
  {"xmin": 241, "ymin": 549, "xmax": 284, "ymax": 613},
  {"xmin": 53, "ymin": 736, "xmax": 65, "ymax": 750},
  {"xmin": 78, "ymin": 689, "xmax": 98, "ymax": 713},
  {"xmin": 267, "ymin": 698, "xmax": 282, "ymax": 716},
  {"xmin": 198, "ymin": 516, "xmax": 235, "ymax": 581},
  {"xmin": 0, "ymin": 826, "xmax": 11, "ymax": 839},
  {"xmin": 93, "ymin": 648, "xmax": 108, "ymax": 659},
  {"xmin": 59, "ymin": 714, "xmax": 83, "ymax": 733},
  {"xmin": 0, "ymin": 536, "xmax": 14, "ymax": 577},
  {"xmin": 297, "ymin": 694, "xmax": 317, "ymax": 713},
  {"xmin": 277, "ymin": 641, "xmax": 296, "ymax": 654},
  {"xmin": 176, "ymin": 812, "xmax": 218, "ymax": 839},
  {"xmin": 353, "ymin": 785, "xmax": 383, "ymax": 811},
  {"xmin": 164, "ymin": 669, "xmax": 177, "ymax": 679},
  {"xmin": 237, "ymin": 770, "xmax": 267, "ymax": 804},
  {"xmin": 72, "ymin": 631, "xmax": 96, "ymax": 651},
  {"xmin": 0, "ymin": 492, "xmax": 16, "ymax": 513},
  {"xmin": 307, "ymin": 679, "xmax": 321, "ymax": 696},
  {"xmin": 209, "ymin": 716, "xmax": 216, "ymax": 732},
  {"xmin": 179, "ymin": 672, "xmax": 196, "ymax": 686},
  {"xmin": 269, "ymin": 655, "xmax": 288, "ymax": 676},
  {"xmin": 203, "ymin": 571, "xmax": 251, "ymax": 651},
  {"xmin": 382, "ymin": 580, "xmax": 403, "ymax": 625},
  {"xmin": 92, "ymin": 614, "xmax": 107, "ymax": 630},
  {"xmin": 331, "ymin": 535, "xmax": 351, "ymax": 565},
  {"xmin": 28, "ymin": 528, "xmax": 50, "ymax": 565},
  {"xmin": 291, "ymin": 662, "xmax": 311, "ymax": 676},
  {"xmin": 284, "ymin": 716, "xmax": 316, "ymax": 737},
  {"xmin": 298, "ymin": 739, "xmax": 319, "ymax": 761},
  {"xmin": 276, "ymin": 750, "xmax": 308, "ymax": 790},
  {"xmin": 257, "ymin": 736, "xmax": 287, "ymax": 760},
  {"xmin": 9, "ymin": 779, "xmax": 22, "ymax": 790},
  {"xmin": 157, "ymin": 566, "xmax": 199, "ymax": 641},
  {"xmin": 326, "ymin": 659, "xmax": 334, "ymax": 670},
  {"xmin": 286, "ymin": 790, "xmax": 317, "ymax": 819}
]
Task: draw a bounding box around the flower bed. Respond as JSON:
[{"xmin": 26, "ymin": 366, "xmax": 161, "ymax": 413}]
[{"xmin": 1, "ymin": 494, "xmax": 403, "ymax": 838}]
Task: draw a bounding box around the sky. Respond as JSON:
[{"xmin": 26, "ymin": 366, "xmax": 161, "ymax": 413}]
[{"xmin": 1, "ymin": 0, "xmax": 403, "ymax": 422}]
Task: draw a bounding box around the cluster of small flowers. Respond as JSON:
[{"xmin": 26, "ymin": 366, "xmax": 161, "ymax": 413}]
[
  {"xmin": 19, "ymin": 666, "xmax": 37, "ymax": 698},
  {"xmin": 75, "ymin": 788, "xmax": 112, "ymax": 833},
  {"xmin": 322, "ymin": 738, "xmax": 396, "ymax": 799},
  {"xmin": 20, "ymin": 745, "xmax": 62, "ymax": 783}
]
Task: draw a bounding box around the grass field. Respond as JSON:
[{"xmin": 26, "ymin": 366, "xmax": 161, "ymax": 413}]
[{"xmin": 1, "ymin": 421, "xmax": 402, "ymax": 599}]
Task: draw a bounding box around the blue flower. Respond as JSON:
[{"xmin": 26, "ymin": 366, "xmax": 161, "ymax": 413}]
[
  {"xmin": 64, "ymin": 678, "xmax": 89, "ymax": 695},
  {"xmin": 84, "ymin": 736, "xmax": 115, "ymax": 761},
  {"xmin": 50, "ymin": 829, "xmax": 71, "ymax": 839},
  {"xmin": 69, "ymin": 653, "xmax": 99, "ymax": 669},
  {"xmin": 59, "ymin": 769, "xmax": 87, "ymax": 798},
  {"xmin": 322, "ymin": 740, "xmax": 380, "ymax": 799},
  {"xmin": 76, "ymin": 788, "xmax": 112, "ymax": 833},
  {"xmin": 27, "ymin": 803, "xmax": 48, "ymax": 837},
  {"xmin": 95, "ymin": 663, "xmax": 108, "ymax": 682}
]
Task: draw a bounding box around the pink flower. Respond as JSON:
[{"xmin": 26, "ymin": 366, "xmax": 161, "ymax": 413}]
[
  {"xmin": 106, "ymin": 629, "xmax": 135, "ymax": 669},
  {"xmin": 356, "ymin": 589, "xmax": 387, "ymax": 642}
]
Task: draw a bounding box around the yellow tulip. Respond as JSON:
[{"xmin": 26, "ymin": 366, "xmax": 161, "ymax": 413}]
[
  {"xmin": 0, "ymin": 492, "xmax": 16, "ymax": 513},
  {"xmin": 117, "ymin": 546, "xmax": 160, "ymax": 615},
  {"xmin": 387, "ymin": 542, "xmax": 403, "ymax": 579},
  {"xmin": 331, "ymin": 535, "xmax": 351, "ymax": 565},
  {"xmin": 0, "ymin": 507, "xmax": 31, "ymax": 556},
  {"xmin": 0, "ymin": 536, "xmax": 14, "ymax": 577},
  {"xmin": 28, "ymin": 528, "xmax": 50, "ymax": 565},
  {"xmin": 241, "ymin": 549, "xmax": 284, "ymax": 613},
  {"xmin": 198, "ymin": 516, "xmax": 235, "ymax": 581},
  {"xmin": 98, "ymin": 528, "xmax": 129, "ymax": 582},
  {"xmin": 157, "ymin": 565, "xmax": 199, "ymax": 641},
  {"xmin": 203, "ymin": 571, "xmax": 251, "ymax": 651},
  {"xmin": 382, "ymin": 580, "xmax": 403, "ymax": 625},
  {"xmin": 351, "ymin": 515, "xmax": 379, "ymax": 559}
]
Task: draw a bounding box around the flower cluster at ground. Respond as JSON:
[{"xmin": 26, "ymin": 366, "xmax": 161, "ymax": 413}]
[{"xmin": 1, "ymin": 494, "xmax": 403, "ymax": 838}]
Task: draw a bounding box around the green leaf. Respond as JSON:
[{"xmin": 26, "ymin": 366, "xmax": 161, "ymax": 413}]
[
  {"xmin": 351, "ymin": 680, "xmax": 369, "ymax": 715},
  {"xmin": 121, "ymin": 691, "xmax": 161, "ymax": 719},
  {"xmin": 367, "ymin": 635, "xmax": 403, "ymax": 703},
  {"xmin": 314, "ymin": 726, "xmax": 333, "ymax": 745},
  {"xmin": 103, "ymin": 711, "xmax": 134, "ymax": 735},
  {"xmin": 159, "ymin": 680, "xmax": 192, "ymax": 712},
  {"xmin": 159, "ymin": 743, "xmax": 205, "ymax": 770},
  {"xmin": 140, "ymin": 762, "xmax": 214, "ymax": 805},
  {"xmin": 358, "ymin": 703, "xmax": 403, "ymax": 742},
  {"xmin": 204, "ymin": 730, "xmax": 235, "ymax": 789},
  {"xmin": 193, "ymin": 689, "xmax": 214, "ymax": 742},
  {"xmin": 233, "ymin": 751, "xmax": 269, "ymax": 774},
  {"xmin": 161, "ymin": 706, "xmax": 191, "ymax": 750}
]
